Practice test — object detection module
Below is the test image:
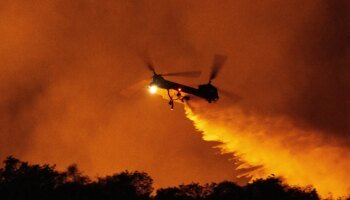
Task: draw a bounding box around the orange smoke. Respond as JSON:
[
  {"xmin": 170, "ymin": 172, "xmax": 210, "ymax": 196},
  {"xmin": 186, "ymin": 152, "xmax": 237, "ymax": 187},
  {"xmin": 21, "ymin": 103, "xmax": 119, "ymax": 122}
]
[{"xmin": 181, "ymin": 99, "xmax": 349, "ymax": 198}]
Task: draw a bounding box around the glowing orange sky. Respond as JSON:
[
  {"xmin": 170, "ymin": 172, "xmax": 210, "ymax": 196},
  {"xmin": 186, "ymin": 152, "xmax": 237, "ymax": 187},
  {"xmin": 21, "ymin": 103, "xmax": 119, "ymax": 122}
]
[{"xmin": 0, "ymin": 0, "xmax": 348, "ymax": 194}]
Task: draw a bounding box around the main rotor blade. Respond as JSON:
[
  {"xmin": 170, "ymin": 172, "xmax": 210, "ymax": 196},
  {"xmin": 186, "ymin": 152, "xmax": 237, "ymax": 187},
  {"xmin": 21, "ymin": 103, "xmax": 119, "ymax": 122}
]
[
  {"xmin": 209, "ymin": 54, "xmax": 227, "ymax": 81},
  {"xmin": 120, "ymin": 80, "xmax": 150, "ymax": 97},
  {"xmin": 162, "ymin": 70, "xmax": 202, "ymax": 78},
  {"xmin": 140, "ymin": 51, "xmax": 156, "ymax": 73}
]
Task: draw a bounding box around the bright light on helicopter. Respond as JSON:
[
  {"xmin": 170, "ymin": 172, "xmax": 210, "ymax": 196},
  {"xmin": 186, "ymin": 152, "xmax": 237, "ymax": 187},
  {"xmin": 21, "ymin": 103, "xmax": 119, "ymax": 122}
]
[{"xmin": 149, "ymin": 85, "xmax": 158, "ymax": 94}]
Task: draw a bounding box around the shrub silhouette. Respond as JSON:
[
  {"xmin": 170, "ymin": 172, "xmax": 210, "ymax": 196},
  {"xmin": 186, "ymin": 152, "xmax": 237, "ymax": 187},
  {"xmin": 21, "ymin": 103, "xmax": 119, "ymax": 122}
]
[{"xmin": 0, "ymin": 156, "xmax": 323, "ymax": 200}]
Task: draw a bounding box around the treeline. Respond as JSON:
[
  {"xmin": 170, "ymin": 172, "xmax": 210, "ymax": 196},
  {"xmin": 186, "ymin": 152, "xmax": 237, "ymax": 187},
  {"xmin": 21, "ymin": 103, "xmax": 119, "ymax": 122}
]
[{"xmin": 0, "ymin": 156, "xmax": 321, "ymax": 200}]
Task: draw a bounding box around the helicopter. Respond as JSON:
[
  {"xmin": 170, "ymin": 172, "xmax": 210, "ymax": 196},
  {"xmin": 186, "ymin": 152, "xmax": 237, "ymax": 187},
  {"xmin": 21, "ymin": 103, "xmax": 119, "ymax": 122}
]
[{"xmin": 145, "ymin": 54, "xmax": 227, "ymax": 109}]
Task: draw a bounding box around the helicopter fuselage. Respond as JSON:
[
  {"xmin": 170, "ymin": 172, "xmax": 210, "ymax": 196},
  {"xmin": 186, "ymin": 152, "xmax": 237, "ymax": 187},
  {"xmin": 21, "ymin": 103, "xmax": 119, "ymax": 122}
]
[{"xmin": 150, "ymin": 74, "xmax": 219, "ymax": 103}]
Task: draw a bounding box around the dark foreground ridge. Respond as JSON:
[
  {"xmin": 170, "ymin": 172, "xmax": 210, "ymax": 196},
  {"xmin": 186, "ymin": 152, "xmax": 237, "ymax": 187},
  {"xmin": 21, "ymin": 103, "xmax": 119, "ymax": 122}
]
[{"xmin": 0, "ymin": 156, "xmax": 323, "ymax": 200}]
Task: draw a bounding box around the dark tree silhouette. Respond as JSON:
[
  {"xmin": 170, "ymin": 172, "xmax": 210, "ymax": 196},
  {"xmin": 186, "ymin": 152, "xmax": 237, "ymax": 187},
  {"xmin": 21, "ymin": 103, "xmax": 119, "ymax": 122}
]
[
  {"xmin": 245, "ymin": 177, "xmax": 287, "ymax": 199},
  {"xmin": 245, "ymin": 177, "xmax": 319, "ymax": 200},
  {"xmin": 155, "ymin": 177, "xmax": 321, "ymax": 200},
  {"xmin": 65, "ymin": 164, "xmax": 90, "ymax": 184},
  {"xmin": 0, "ymin": 156, "xmax": 325, "ymax": 200},
  {"xmin": 285, "ymin": 186, "xmax": 319, "ymax": 200},
  {"xmin": 0, "ymin": 157, "xmax": 153, "ymax": 200},
  {"xmin": 54, "ymin": 164, "xmax": 90, "ymax": 200},
  {"xmin": 155, "ymin": 183, "xmax": 210, "ymax": 200},
  {"xmin": 96, "ymin": 170, "xmax": 153, "ymax": 200},
  {"xmin": 206, "ymin": 181, "xmax": 244, "ymax": 200},
  {"xmin": 0, "ymin": 156, "xmax": 63, "ymax": 200}
]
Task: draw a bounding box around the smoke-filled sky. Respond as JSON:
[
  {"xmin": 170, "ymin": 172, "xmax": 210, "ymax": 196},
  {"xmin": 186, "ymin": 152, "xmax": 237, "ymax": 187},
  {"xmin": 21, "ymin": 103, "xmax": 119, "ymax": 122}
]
[{"xmin": 0, "ymin": 0, "xmax": 349, "ymax": 197}]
